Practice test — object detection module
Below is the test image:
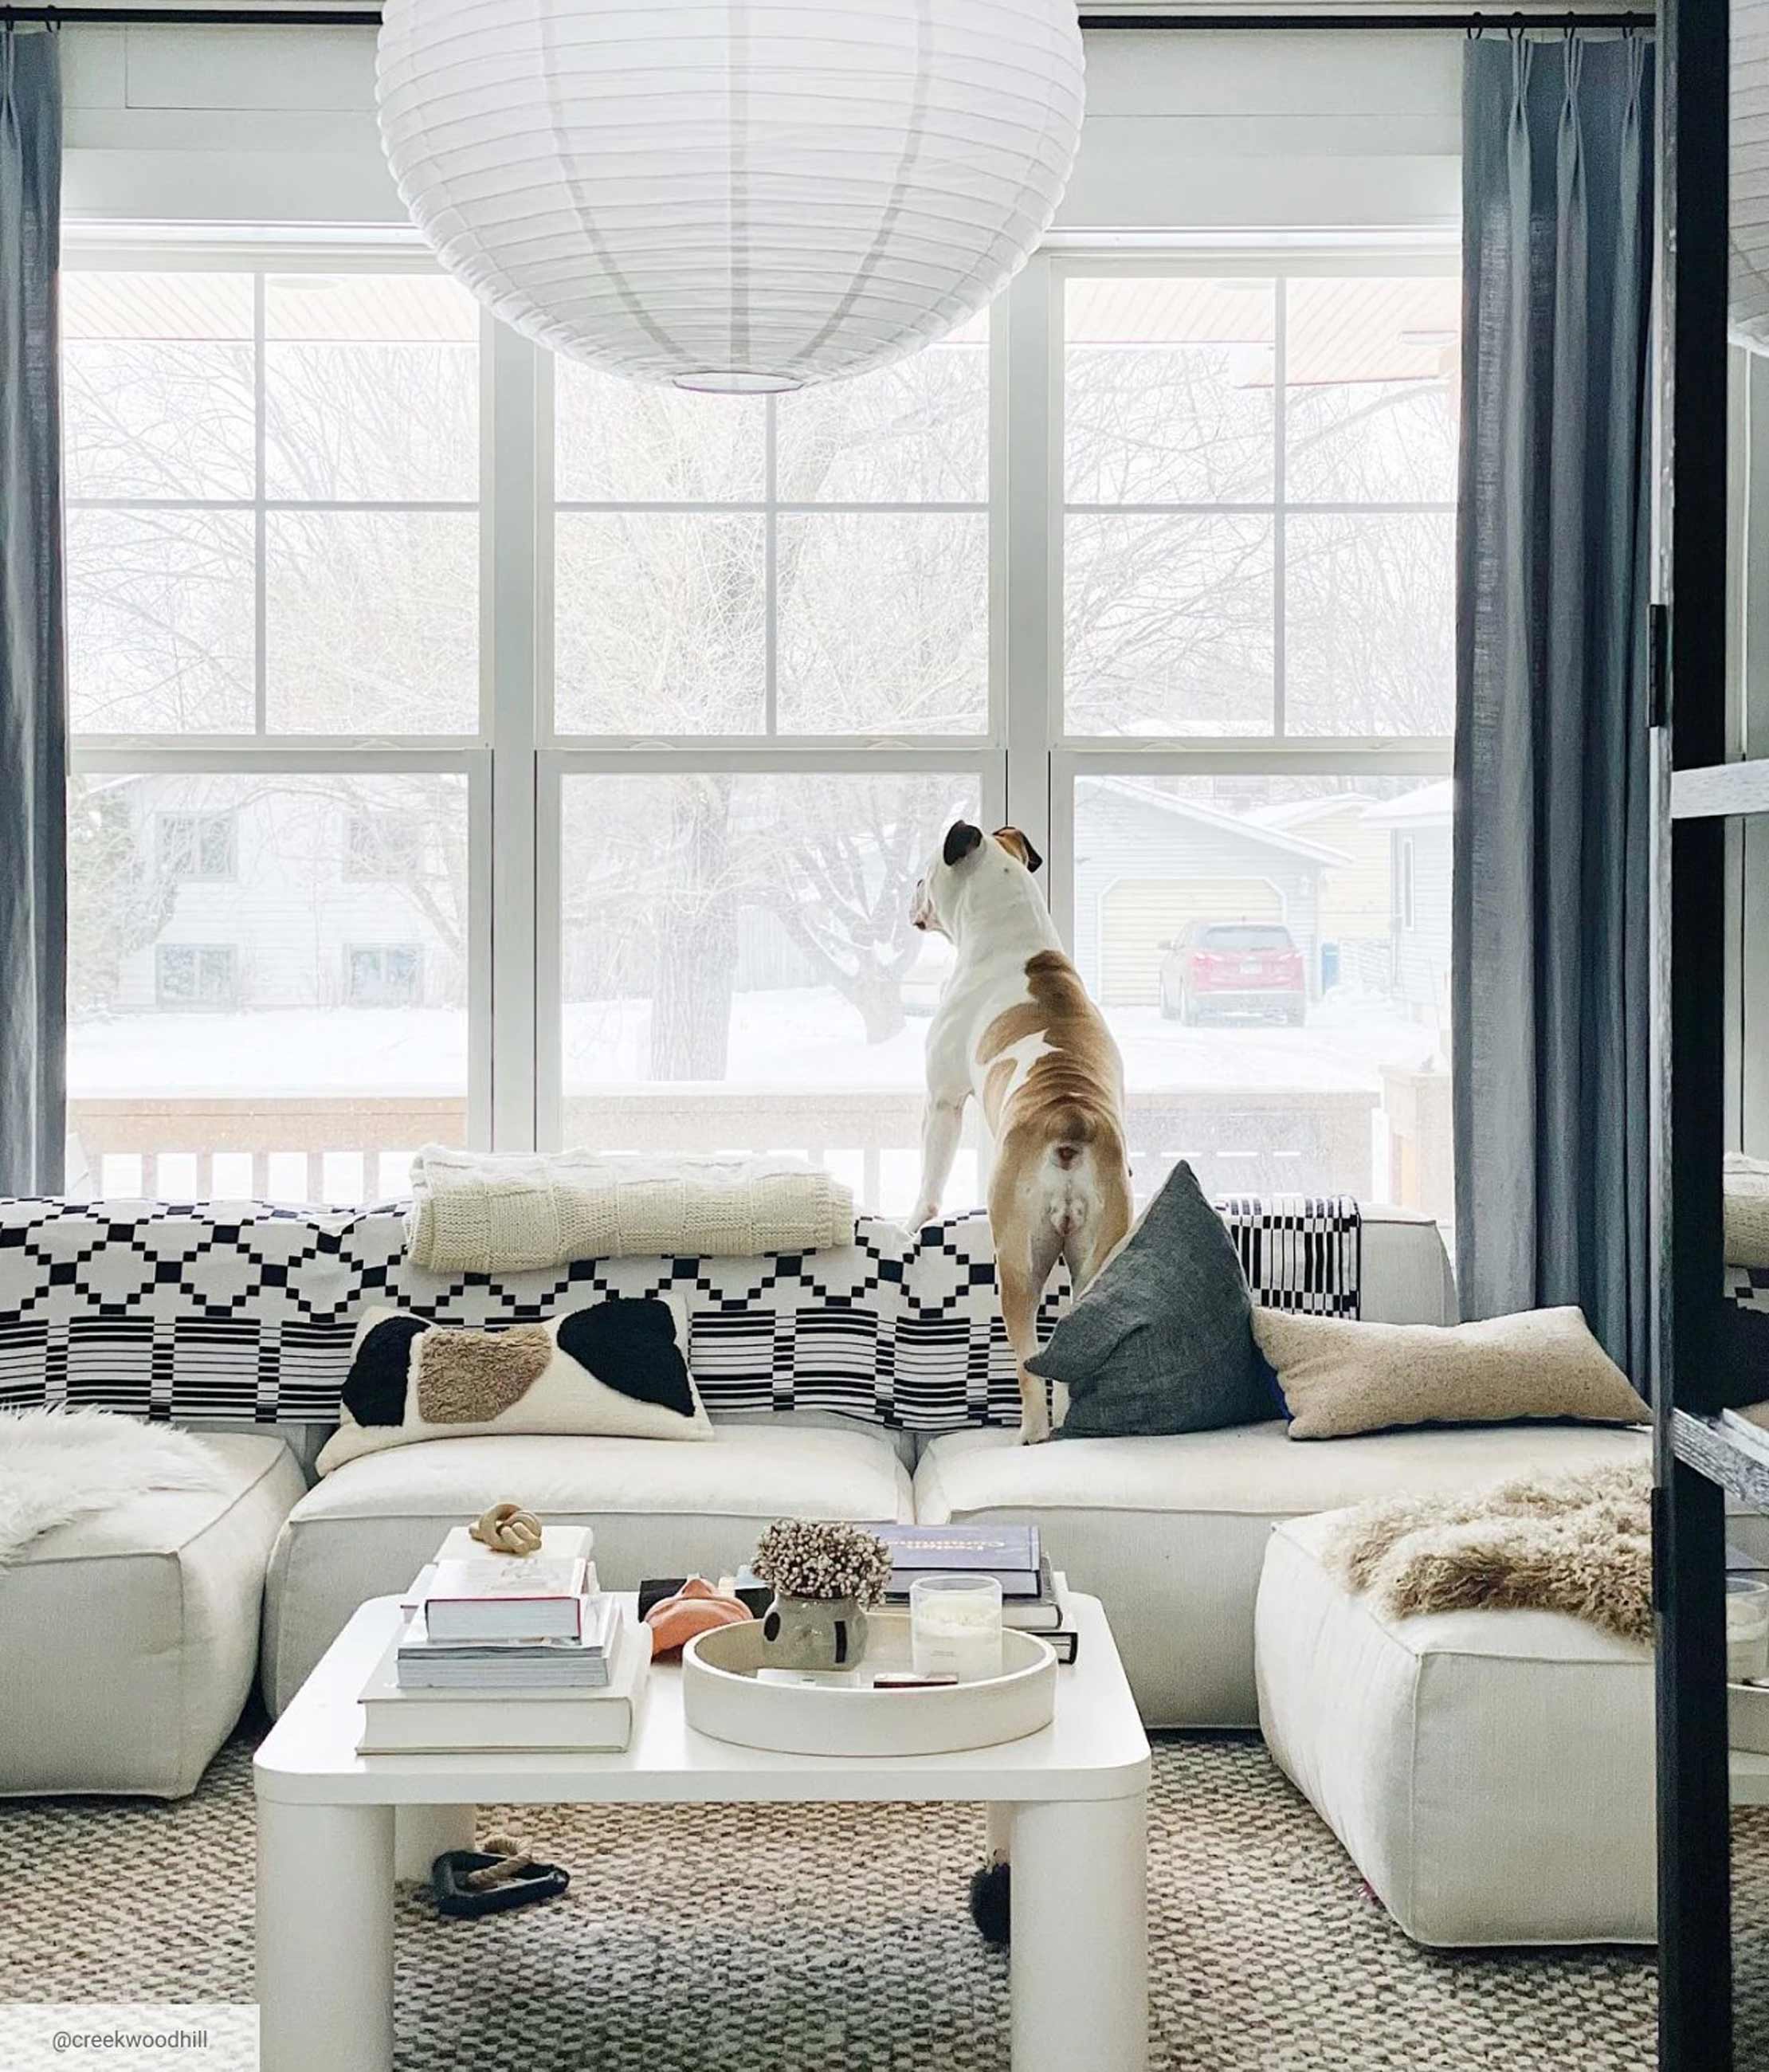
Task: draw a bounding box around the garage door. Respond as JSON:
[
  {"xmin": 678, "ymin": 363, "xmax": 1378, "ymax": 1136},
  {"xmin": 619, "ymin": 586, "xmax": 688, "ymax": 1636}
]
[{"xmin": 1100, "ymin": 878, "xmax": 1284, "ymax": 1007}]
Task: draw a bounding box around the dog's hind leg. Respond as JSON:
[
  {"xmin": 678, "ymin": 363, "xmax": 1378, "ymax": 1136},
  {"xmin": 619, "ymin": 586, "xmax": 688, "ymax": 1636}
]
[
  {"xmin": 1063, "ymin": 1181, "xmax": 1133, "ymax": 1296},
  {"xmin": 994, "ymin": 1213, "xmax": 1065, "ymax": 1445}
]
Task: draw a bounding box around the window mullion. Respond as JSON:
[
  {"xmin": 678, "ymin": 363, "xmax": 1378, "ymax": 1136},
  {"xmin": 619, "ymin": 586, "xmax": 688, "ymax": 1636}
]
[
  {"xmin": 1002, "ymin": 256, "xmax": 1057, "ymax": 912},
  {"xmin": 1273, "ymin": 275, "xmax": 1287, "ymax": 741},
  {"xmin": 253, "ymin": 272, "xmax": 267, "ymax": 739},
  {"xmin": 765, "ymin": 396, "xmax": 779, "ymax": 736},
  {"xmin": 488, "ymin": 316, "xmax": 541, "ymax": 1155}
]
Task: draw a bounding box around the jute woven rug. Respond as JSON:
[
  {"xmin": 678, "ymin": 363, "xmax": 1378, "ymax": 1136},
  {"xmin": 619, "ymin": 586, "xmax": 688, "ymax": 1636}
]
[{"xmin": 3, "ymin": 1725, "xmax": 1765, "ymax": 2071}]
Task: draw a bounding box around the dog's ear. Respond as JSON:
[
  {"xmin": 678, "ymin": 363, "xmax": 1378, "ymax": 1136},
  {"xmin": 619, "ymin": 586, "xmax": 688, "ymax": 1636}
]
[
  {"xmin": 943, "ymin": 821, "xmax": 984, "ymax": 868},
  {"xmin": 993, "ymin": 826, "xmax": 1043, "ymax": 876}
]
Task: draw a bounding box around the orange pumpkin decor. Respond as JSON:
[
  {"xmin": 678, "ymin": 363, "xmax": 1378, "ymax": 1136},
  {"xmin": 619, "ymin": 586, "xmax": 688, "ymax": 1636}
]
[{"xmin": 642, "ymin": 1576, "xmax": 754, "ymax": 1658}]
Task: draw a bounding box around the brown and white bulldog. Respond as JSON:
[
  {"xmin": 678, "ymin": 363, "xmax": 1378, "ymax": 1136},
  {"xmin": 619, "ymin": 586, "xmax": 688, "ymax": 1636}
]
[{"xmin": 910, "ymin": 821, "xmax": 1134, "ymax": 1442}]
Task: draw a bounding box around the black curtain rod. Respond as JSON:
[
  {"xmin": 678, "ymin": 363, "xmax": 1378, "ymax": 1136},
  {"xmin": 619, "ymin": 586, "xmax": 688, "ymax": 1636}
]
[{"xmin": 0, "ymin": 5, "xmax": 1656, "ymax": 28}]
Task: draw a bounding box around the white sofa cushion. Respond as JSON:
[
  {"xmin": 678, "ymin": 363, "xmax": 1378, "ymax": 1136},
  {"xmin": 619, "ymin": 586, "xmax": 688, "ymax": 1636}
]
[
  {"xmin": 0, "ymin": 1434, "xmax": 304, "ymax": 1799},
  {"xmin": 262, "ymin": 1425, "xmax": 914, "ymax": 1714},
  {"xmin": 913, "ymin": 1420, "xmax": 1650, "ymax": 1726},
  {"xmin": 1256, "ymin": 1508, "xmax": 1654, "ymax": 1946}
]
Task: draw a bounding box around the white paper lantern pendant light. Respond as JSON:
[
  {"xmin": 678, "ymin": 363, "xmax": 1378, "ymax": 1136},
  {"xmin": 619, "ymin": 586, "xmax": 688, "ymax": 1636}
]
[{"xmin": 376, "ymin": 0, "xmax": 1085, "ymax": 392}]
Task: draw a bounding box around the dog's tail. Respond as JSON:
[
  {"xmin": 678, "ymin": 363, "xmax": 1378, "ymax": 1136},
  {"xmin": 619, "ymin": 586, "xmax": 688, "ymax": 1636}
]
[{"xmin": 1049, "ymin": 1105, "xmax": 1097, "ymax": 1175}]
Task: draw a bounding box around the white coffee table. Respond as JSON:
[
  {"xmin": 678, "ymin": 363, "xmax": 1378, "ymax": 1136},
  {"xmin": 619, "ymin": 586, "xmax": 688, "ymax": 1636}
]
[{"xmin": 254, "ymin": 1590, "xmax": 1150, "ymax": 2072}]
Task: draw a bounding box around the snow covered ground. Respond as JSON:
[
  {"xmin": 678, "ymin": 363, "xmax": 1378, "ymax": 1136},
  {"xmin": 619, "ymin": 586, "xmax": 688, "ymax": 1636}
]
[{"xmin": 69, "ymin": 985, "xmax": 1439, "ymax": 1099}]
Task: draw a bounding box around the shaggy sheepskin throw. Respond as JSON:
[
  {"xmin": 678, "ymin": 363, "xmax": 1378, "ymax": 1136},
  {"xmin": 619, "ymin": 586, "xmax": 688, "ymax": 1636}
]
[
  {"xmin": 1323, "ymin": 1459, "xmax": 1653, "ymax": 1646},
  {"xmin": 0, "ymin": 1407, "xmax": 223, "ymax": 1563}
]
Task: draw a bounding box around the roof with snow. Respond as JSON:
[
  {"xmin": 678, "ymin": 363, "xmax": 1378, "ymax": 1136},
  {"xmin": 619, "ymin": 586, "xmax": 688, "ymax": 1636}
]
[{"xmin": 1087, "ymin": 775, "xmax": 1352, "ymax": 867}]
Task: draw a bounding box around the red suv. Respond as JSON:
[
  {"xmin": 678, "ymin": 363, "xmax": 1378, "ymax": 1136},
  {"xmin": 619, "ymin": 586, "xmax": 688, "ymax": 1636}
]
[{"xmin": 1158, "ymin": 920, "xmax": 1307, "ymax": 1027}]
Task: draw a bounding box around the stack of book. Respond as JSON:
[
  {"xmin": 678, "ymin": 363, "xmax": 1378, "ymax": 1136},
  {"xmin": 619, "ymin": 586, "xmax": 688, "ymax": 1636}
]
[
  {"xmin": 873, "ymin": 1523, "xmax": 1069, "ymax": 1636},
  {"xmin": 358, "ymin": 1526, "xmax": 649, "ymax": 1755}
]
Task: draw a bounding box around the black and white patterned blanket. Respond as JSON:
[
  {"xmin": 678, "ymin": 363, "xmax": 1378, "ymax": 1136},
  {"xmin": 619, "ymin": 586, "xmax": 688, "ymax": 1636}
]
[{"xmin": 0, "ymin": 1196, "xmax": 1360, "ymax": 1432}]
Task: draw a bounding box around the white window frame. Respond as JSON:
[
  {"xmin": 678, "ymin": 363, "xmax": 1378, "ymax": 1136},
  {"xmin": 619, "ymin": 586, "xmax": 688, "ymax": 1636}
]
[
  {"xmin": 65, "ymin": 233, "xmax": 496, "ymax": 1162},
  {"xmin": 1025, "ymin": 243, "xmax": 1457, "ymax": 952},
  {"xmin": 529, "ymin": 300, "xmax": 1010, "ymax": 1154},
  {"xmin": 64, "ymin": 226, "xmax": 1456, "ymax": 1203}
]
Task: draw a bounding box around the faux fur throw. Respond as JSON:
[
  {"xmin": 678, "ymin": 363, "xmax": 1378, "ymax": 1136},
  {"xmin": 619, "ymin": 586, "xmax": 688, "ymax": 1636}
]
[
  {"xmin": 406, "ymin": 1146, "xmax": 856, "ymax": 1273},
  {"xmin": 1323, "ymin": 1460, "xmax": 1653, "ymax": 1646},
  {"xmin": 0, "ymin": 1408, "xmax": 223, "ymax": 1563}
]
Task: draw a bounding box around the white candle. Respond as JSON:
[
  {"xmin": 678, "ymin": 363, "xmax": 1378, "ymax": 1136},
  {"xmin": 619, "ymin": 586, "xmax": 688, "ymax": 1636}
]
[{"xmin": 911, "ymin": 1574, "xmax": 1003, "ymax": 1683}]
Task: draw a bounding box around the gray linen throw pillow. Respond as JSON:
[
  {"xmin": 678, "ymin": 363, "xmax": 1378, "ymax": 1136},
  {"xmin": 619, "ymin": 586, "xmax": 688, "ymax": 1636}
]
[{"xmin": 1028, "ymin": 1160, "xmax": 1269, "ymax": 1439}]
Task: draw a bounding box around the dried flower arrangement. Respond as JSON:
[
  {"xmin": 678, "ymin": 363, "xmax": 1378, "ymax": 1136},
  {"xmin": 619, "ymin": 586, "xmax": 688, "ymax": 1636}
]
[{"xmin": 751, "ymin": 1518, "xmax": 894, "ymax": 1606}]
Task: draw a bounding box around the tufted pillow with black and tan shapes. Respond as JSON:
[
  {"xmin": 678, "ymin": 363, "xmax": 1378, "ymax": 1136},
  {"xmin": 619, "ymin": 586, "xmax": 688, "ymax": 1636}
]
[{"xmin": 316, "ymin": 1293, "xmax": 712, "ymax": 1473}]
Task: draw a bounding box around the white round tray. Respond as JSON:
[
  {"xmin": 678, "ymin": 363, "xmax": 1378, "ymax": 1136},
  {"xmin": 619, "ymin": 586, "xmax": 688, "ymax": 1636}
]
[{"xmin": 682, "ymin": 1611, "xmax": 1057, "ymax": 1757}]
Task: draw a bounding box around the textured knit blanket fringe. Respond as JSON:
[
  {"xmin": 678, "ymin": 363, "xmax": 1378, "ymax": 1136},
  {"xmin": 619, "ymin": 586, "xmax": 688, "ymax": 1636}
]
[
  {"xmin": 1323, "ymin": 1460, "xmax": 1653, "ymax": 1646},
  {"xmin": 406, "ymin": 1146, "xmax": 857, "ymax": 1272}
]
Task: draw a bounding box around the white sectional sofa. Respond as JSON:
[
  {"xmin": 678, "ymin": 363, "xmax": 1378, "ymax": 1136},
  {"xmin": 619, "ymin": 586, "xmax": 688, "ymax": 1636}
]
[
  {"xmin": 259, "ymin": 1206, "xmax": 1649, "ymax": 1726},
  {"xmin": 2, "ymin": 1434, "xmax": 304, "ymax": 1796}
]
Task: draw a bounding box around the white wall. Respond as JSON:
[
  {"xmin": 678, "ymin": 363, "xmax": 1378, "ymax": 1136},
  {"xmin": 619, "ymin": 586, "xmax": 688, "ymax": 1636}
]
[{"xmin": 61, "ymin": 23, "xmax": 1461, "ymax": 233}]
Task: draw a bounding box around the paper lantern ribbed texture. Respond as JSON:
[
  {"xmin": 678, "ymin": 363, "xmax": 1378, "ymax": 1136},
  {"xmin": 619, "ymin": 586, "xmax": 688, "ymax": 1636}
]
[
  {"xmin": 375, "ymin": 0, "xmax": 1086, "ymax": 392},
  {"xmin": 1736, "ymin": 0, "xmax": 1769, "ymax": 349}
]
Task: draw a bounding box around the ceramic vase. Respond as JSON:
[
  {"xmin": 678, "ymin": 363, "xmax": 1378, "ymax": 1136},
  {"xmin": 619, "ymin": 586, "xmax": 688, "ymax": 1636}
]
[{"xmin": 759, "ymin": 1592, "xmax": 869, "ymax": 1671}]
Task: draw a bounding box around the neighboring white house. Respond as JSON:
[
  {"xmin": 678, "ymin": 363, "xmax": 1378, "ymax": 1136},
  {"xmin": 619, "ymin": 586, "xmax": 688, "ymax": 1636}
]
[
  {"xmin": 92, "ymin": 778, "xmax": 465, "ymax": 1018},
  {"xmin": 1072, "ymin": 778, "xmax": 1351, "ymax": 1007},
  {"xmin": 1246, "ymin": 791, "xmax": 1398, "ymax": 992},
  {"xmin": 1363, "ymin": 779, "xmax": 1453, "ymax": 1034}
]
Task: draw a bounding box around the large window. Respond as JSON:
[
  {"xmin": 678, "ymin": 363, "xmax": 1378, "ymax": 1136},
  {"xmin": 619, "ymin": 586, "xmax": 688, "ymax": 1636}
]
[
  {"xmin": 65, "ymin": 241, "xmax": 1453, "ymax": 1219},
  {"xmin": 1053, "ymin": 263, "xmax": 1457, "ymax": 1216}
]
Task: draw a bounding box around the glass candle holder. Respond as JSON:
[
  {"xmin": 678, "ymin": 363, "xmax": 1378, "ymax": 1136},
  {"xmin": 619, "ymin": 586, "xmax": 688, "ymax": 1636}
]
[
  {"xmin": 1727, "ymin": 1578, "xmax": 1769, "ymax": 1683},
  {"xmin": 910, "ymin": 1573, "xmax": 1004, "ymax": 1684}
]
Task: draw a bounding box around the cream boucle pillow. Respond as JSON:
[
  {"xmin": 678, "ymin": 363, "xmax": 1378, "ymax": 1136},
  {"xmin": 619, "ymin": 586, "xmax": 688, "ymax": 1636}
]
[{"xmin": 1252, "ymin": 1304, "xmax": 1649, "ymax": 1441}]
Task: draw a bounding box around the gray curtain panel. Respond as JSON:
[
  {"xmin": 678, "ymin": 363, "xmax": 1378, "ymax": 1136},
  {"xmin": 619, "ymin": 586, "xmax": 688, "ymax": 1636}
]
[
  {"xmin": 0, "ymin": 28, "xmax": 65, "ymax": 1198},
  {"xmin": 1453, "ymin": 31, "xmax": 1654, "ymax": 1378}
]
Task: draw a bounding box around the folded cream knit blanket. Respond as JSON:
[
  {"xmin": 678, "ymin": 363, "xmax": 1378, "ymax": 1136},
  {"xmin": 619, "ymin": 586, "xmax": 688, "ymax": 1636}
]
[
  {"xmin": 406, "ymin": 1146, "xmax": 856, "ymax": 1273},
  {"xmin": 1324, "ymin": 1459, "xmax": 1652, "ymax": 1646}
]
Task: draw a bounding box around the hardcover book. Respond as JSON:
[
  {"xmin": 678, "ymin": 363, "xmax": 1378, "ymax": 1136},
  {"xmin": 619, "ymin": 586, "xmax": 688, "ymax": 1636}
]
[
  {"xmin": 870, "ymin": 1523, "xmax": 1042, "ymax": 1595},
  {"xmin": 360, "ymin": 1615, "xmax": 649, "ymax": 1754},
  {"xmin": 423, "ymin": 1556, "xmax": 591, "ymax": 1642}
]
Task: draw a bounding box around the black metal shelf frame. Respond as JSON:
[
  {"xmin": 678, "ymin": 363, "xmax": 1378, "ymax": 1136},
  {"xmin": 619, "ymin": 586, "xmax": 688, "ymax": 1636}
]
[{"xmin": 1654, "ymin": 3, "xmax": 1752, "ymax": 2068}]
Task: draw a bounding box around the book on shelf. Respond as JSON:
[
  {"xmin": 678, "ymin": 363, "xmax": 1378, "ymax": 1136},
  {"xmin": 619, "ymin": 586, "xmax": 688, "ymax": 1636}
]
[
  {"xmin": 398, "ymin": 1596, "xmax": 622, "ymax": 1690},
  {"xmin": 359, "ymin": 1614, "xmax": 650, "ymax": 1756},
  {"xmin": 869, "ymin": 1522, "xmax": 1043, "ymax": 1597}
]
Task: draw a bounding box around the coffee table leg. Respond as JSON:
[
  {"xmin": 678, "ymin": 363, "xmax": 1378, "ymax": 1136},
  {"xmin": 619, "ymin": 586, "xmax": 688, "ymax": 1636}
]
[
  {"xmin": 1008, "ymin": 1791, "xmax": 1147, "ymax": 2072},
  {"xmin": 394, "ymin": 1803, "xmax": 477, "ymax": 1880},
  {"xmin": 986, "ymin": 1800, "xmax": 1014, "ymax": 1864},
  {"xmin": 257, "ymin": 1798, "xmax": 394, "ymax": 2072}
]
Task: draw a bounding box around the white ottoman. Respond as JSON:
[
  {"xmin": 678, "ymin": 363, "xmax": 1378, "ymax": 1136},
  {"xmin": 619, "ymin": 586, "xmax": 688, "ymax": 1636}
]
[
  {"xmin": 0, "ymin": 1434, "xmax": 304, "ymax": 1799},
  {"xmin": 1255, "ymin": 1509, "xmax": 1655, "ymax": 1947}
]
